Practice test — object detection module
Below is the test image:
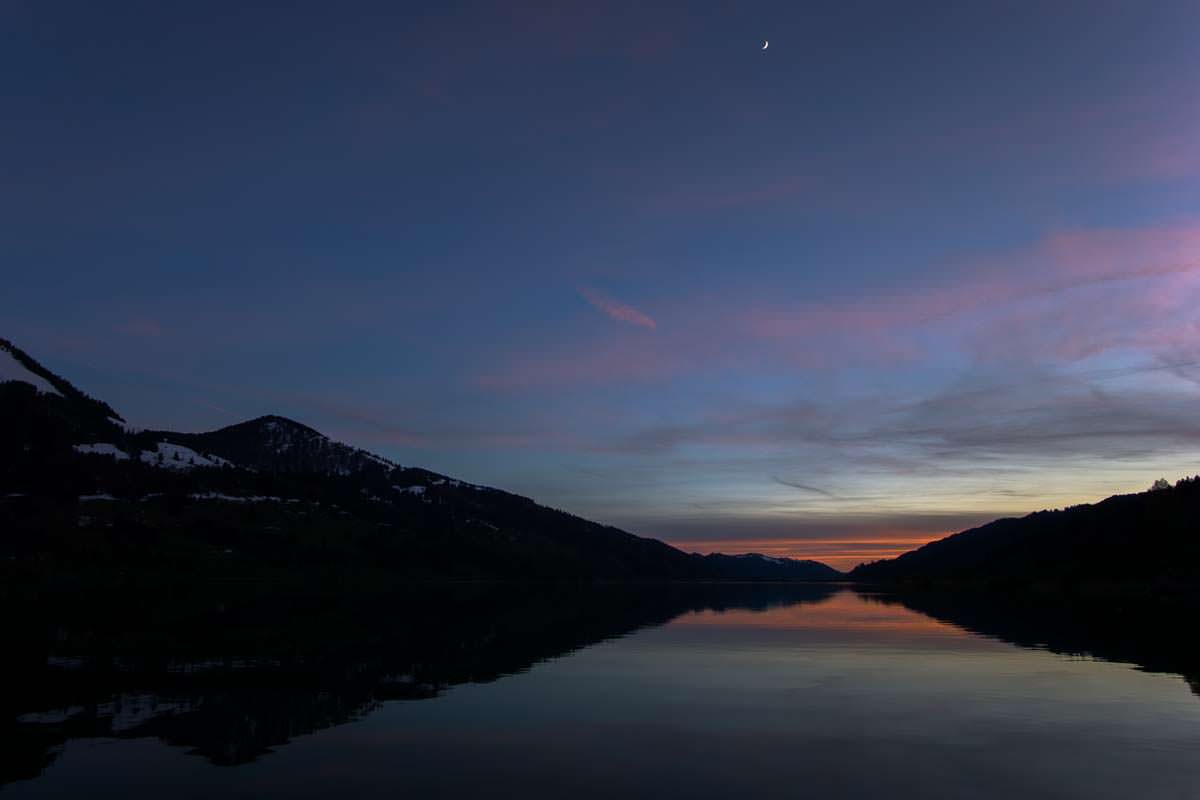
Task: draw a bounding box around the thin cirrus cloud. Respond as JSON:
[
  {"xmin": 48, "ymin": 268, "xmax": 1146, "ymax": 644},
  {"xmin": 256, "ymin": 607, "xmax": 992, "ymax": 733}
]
[
  {"xmin": 578, "ymin": 287, "xmax": 657, "ymax": 330},
  {"xmin": 744, "ymin": 221, "xmax": 1200, "ymax": 348},
  {"xmin": 484, "ymin": 220, "xmax": 1200, "ymax": 393}
]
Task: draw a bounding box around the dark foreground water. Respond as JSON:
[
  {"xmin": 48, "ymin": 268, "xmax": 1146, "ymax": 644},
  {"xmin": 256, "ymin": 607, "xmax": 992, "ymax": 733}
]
[{"xmin": 5, "ymin": 585, "xmax": 1200, "ymax": 798}]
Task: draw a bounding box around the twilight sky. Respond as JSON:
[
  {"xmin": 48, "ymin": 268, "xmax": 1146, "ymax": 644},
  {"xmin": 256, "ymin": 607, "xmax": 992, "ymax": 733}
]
[{"xmin": 4, "ymin": 1, "xmax": 1200, "ymax": 568}]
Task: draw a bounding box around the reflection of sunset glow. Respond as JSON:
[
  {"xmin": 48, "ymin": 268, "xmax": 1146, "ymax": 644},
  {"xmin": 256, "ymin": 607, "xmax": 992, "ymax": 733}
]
[{"xmin": 674, "ymin": 591, "xmax": 971, "ymax": 639}]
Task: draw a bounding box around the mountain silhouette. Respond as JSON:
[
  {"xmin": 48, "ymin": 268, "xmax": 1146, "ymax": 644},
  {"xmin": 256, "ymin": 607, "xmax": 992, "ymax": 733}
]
[
  {"xmin": 0, "ymin": 338, "xmax": 840, "ymax": 583},
  {"xmin": 852, "ymin": 478, "xmax": 1200, "ymax": 588}
]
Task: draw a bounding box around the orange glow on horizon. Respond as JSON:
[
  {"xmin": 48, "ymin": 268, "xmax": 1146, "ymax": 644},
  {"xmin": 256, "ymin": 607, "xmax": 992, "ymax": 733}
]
[{"xmin": 667, "ymin": 533, "xmax": 953, "ymax": 571}]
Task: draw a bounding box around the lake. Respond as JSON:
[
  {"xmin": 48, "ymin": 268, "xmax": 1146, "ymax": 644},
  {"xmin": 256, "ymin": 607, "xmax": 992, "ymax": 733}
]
[{"xmin": 5, "ymin": 585, "xmax": 1200, "ymax": 798}]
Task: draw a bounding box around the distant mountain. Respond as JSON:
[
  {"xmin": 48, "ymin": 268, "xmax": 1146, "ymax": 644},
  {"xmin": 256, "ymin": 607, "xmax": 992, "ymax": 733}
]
[
  {"xmin": 697, "ymin": 553, "xmax": 844, "ymax": 581},
  {"xmin": 851, "ymin": 478, "xmax": 1200, "ymax": 587},
  {"xmin": 0, "ymin": 339, "xmax": 841, "ymax": 583}
]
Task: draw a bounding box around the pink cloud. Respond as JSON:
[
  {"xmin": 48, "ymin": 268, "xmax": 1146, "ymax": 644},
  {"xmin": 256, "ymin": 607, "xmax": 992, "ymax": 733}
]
[
  {"xmin": 746, "ymin": 220, "xmax": 1200, "ymax": 362},
  {"xmin": 475, "ymin": 220, "xmax": 1200, "ymax": 394},
  {"xmin": 578, "ymin": 287, "xmax": 657, "ymax": 330}
]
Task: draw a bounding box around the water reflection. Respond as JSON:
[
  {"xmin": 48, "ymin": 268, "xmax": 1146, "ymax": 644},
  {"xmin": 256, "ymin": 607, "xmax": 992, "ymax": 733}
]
[
  {"xmin": 872, "ymin": 590, "xmax": 1200, "ymax": 689},
  {"xmin": 4, "ymin": 584, "xmax": 1199, "ymax": 796},
  {"xmin": 2, "ymin": 583, "xmax": 838, "ymax": 781}
]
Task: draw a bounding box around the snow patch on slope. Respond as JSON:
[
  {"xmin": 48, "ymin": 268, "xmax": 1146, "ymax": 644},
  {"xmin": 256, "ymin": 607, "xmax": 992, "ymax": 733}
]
[
  {"xmin": 74, "ymin": 443, "xmax": 131, "ymax": 461},
  {"xmin": 190, "ymin": 492, "xmax": 288, "ymax": 503},
  {"xmin": 140, "ymin": 442, "xmax": 232, "ymax": 471},
  {"xmin": 736, "ymin": 553, "xmax": 785, "ymax": 565},
  {"xmin": 0, "ymin": 349, "xmax": 61, "ymax": 396},
  {"xmin": 431, "ymin": 478, "xmax": 489, "ymax": 491}
]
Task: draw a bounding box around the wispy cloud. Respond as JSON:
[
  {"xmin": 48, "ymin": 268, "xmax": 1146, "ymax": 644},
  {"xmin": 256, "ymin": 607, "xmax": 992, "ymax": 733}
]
[
  {"xmin": 482, "ymin": 221, "xmax": 1200, "ymax": 393},
  {"xmin": 578, "ymin": 287, "xmax": 657, "ymax": 330},
  {"xmin": 772, "ymin": 477, "xmax": 838, "ymax": 499}
]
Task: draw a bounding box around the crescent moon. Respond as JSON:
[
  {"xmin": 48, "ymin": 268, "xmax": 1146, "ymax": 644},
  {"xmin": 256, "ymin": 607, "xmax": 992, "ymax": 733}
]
[{"xmin": 762, "ymin": 40, "xmax": 768, "ymax": 50}]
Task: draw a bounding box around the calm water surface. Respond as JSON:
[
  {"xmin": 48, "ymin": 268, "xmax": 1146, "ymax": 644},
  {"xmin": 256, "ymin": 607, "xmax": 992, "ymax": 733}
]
[{"xmin": 6, "ymin": 588, "xmax": 1200, "ymax": 798}]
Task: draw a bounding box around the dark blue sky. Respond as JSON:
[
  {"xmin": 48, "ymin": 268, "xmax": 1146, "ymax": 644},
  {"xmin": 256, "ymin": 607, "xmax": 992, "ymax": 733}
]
[{"xmin": 5, "ymin": 1, "xmax": 1200, "ymax": 566}]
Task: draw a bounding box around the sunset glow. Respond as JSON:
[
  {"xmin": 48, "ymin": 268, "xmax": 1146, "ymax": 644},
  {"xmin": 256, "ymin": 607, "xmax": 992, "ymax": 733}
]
[{"xmin": 670, "ymin": 536, "xmax": 953, "ymax": 572}]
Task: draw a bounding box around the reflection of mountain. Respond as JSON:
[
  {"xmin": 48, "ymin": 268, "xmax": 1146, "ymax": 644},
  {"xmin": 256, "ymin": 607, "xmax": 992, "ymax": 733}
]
[
  {"xmin": 864, "ymin": 589, "xmax": 1200, "ymax": 698},
  {"xmin": 2, "ymin": 583, "xmax": 838, "ymax": 784},
  {"xmin": 9, "ymin": 585, "xmax": 1200, "ymax": 789}
]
